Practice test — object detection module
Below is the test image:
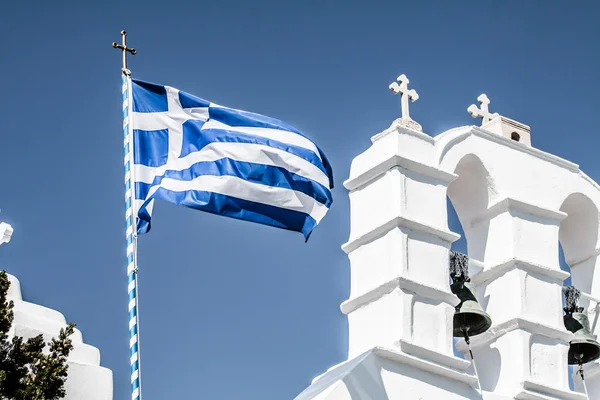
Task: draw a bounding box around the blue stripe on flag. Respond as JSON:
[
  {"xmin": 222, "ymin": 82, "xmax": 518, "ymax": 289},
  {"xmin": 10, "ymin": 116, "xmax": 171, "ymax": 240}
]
[
  {"xmin": 137, "ymin": 205, "xmax": 152, "ymax": 234},
  {"xmin": 132, "ymin": 80, "xmax": 168, "ymax": 113},
  {"xmin": 180, "ymin": 123, "xmax": 328, "ymax": 177},
  {"xmin": 179, "ymin": 90, "xmax": 211, "ymax": 109},
  {"xmin": 209, "ymin": 104, "xmax": 301, "ymax": 135},
  {"xmin": 133, "ymin": 129, "xmax": 169, "ymax": 167},
  {"xmin": 135, "ymin": 159, "xmax": 332, "ymax": 206},
  {"xmin": 136, "ymin": 187, "xmax": 317, "ymax": 237}
]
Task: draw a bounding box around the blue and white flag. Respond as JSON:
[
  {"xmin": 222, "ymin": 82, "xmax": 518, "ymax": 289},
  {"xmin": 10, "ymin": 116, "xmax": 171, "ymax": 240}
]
[{"xmin": 130, "ymin": 80, "xmax": 334, "ymax": 239}]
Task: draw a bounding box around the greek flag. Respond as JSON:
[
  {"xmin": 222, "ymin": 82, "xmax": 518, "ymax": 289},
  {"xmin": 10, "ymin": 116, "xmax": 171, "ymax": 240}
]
[{"xmin": 130, "ymin": 80, "xmax": 334, "ymax": 239}]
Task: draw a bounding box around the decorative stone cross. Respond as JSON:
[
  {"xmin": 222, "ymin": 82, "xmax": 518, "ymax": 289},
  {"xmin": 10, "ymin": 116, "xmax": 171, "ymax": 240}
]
[
  {"xmin": 389, "ymin": 74, "xmax": 422, "ymax": 132},
  {"xmin": 0, "ymin": 223, "xmax": 13, "ymax": 246},
  {"xmin": 389, "ymin": 74, "xmax": 419, "ymax": 119},
  {"xmin": 468, "ymin": 94, "xmax": 499, "ymax": 126}
]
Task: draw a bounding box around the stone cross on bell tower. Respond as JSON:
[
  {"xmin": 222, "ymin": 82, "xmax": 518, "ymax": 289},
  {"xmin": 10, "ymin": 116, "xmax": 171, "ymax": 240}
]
[
  {"xmin": 389, "ymin": 74, "xmax": 423, "ymax": 132},
  {"xmin": 467, "ymin": 94, "xmax": 499, "ymax": 126},
  {"xmin": 467, "ymin": 93, "xmax": 532, "ymax": 146}
]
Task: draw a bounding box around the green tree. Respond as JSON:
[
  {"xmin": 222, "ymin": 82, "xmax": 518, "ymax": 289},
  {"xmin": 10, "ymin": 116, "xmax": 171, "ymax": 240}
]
[{"xmin": 0, "ymin": 270, "xmax": 75, "ymax": 400}]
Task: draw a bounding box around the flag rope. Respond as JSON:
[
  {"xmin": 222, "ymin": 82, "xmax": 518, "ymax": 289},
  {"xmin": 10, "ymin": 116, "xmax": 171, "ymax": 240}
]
[{"xmin": 123, "ymin": 70, "xmax": 143, "ymax": 400}]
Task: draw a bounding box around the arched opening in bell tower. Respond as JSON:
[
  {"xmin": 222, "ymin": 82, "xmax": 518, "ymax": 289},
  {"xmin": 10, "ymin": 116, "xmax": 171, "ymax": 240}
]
[
  {"xmin": 558, "ymin": 193, "xmax": 599, "ymax": 390},
  {"xmin": 445, "ymin": 154, "xmax": 496, "ymax": 371},
  {"xmin": 447, "ymin": 154, "xmax": 496, "ymax": 264},
  {"xmin": 559, "ymin": 193, "xmax": 599, "ymax": 304}
]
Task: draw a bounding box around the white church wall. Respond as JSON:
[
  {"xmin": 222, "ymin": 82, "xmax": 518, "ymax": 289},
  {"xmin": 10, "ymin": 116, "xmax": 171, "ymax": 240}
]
[
  {"xmin": 345, "ymin": 289, "xmax": 406, "ymax": 358},
  {"xmin": 410, "ymin": 295, "xmax": 454, "ymax": 354},
  {"xmin": 7, "ymin": 273, "xmax": 21, "ymax": 299},
  {"xmin": 296, "ymin": 347, "xmax": 480, "ymax": 400},
  {"xmin": 377, "ymin": 352, "xmax": 477, "ymax": 399},
  {"xmin": 405, "ymin": 231, "xmax": 452, "ymax": 289},
  {"xmin": 530, "ymin": 334, "xmax": 570, "ymax": 389},
  {"xmin": 475, "ymin": 268, "xmax": 521, "ymax": 326},
  {"xmin": 522, "ymin": 271, "xmax": 564, "ymax": 327},
  {"xmin": 402, "ymin": 168, "xmax": 451, "ymax": 228},
  {"xmin": 0, "ymin": 223, "xmax": 112, "ymax": 398},
  {"xmin": 346, "ymin": 228, "xmax": 404, "ymax": 299},
  {"xmin": 6, "ymin": 273, "xmax": 114, "ymax": 399}
]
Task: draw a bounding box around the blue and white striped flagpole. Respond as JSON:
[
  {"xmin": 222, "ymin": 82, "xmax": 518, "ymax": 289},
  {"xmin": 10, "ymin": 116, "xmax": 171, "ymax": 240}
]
[{"xmin": 113, "ymin": 31, "xmax": 142, "ymax": 400}]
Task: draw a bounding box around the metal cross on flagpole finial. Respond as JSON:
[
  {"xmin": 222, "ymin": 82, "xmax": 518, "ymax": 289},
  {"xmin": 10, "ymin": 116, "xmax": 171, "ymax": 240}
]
[
  {"xmin": 112, "ymin": 30, "xmax": 137, "ymax": 75},
  {"xmin": 468, "ymin": 94, "xmax": 499, "ymax": 126},
  {"xmin": 389, "ymin": 74, "xmax": 423, "ymax": 132}
]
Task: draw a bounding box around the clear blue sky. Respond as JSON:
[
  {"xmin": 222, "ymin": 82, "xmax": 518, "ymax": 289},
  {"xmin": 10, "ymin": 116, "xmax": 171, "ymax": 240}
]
[{"xmin": 0, "ymin": 1, "xmax": 598, "ymax": 399}]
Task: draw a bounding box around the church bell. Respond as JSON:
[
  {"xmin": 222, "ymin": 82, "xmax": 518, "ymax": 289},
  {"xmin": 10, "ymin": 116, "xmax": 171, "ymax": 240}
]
[
  {"xmin": 449, "ymin": 252, "xmax": 492, "ymax": 338},
  {"xmin": 563, "ymin": 286, "xmax": 600, "ymax": 365}
]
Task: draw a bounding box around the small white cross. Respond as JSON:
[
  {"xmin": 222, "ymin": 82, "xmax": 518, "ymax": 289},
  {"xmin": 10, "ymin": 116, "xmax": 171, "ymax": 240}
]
[
  {"xmin": 389, "ymin": 74, "xmax": 419, "ymax": 120},
  {"xmin": 468, "ymin": 94, "xmax": 499, "ymax": 126},
  {"xmin": 0, "ymin": 223, "xmax": 13, "ymax": 246}
]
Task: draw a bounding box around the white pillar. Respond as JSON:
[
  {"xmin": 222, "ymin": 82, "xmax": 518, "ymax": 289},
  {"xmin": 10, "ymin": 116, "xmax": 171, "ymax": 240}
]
[
  {"xmin": 457, "ymin": 197, "xmax": 582, "ymax": 399},
  {"xmin": 337, "ymin": 121, "xmax": 479, "ymax": 398}
]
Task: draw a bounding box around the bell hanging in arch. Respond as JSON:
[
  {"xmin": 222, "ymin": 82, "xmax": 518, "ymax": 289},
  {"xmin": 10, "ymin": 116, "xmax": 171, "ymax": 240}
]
[
  {"xmin": 563, "ymin": 286, "xmax": 600, "ymax": 365},
  {"xmin": 449, "ymin": 252, "xmax": 492, "ymax": 338}
]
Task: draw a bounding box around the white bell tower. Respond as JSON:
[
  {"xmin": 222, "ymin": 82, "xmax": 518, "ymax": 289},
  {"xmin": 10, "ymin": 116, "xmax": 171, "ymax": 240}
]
[{"xmin": 296, "ymin": 75, "xmax": 600, "ymax": 400}]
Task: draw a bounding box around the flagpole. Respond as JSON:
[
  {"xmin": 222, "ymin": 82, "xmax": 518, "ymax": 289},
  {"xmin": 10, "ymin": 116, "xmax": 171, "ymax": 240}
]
[{"xmin": 113, "ymin": 31, "xmax": 142, "ymax": 400}]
